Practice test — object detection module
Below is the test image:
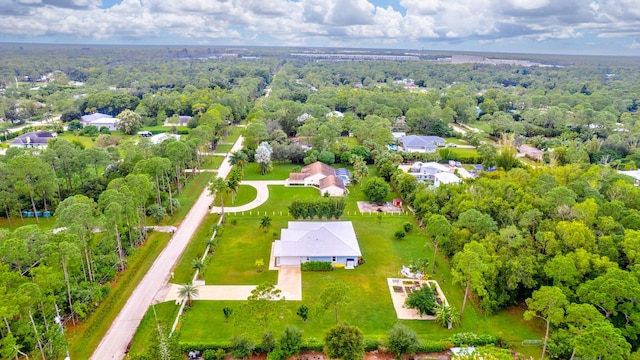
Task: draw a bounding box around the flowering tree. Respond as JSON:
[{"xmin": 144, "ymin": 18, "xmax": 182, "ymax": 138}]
[{"xmin": 255, "ymin": 142, "xmax": 273, "ymax": 175}]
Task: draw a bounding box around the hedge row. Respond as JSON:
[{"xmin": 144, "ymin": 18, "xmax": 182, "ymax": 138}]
[
  {"xmin": 301, "ymin": 261, "xmax": 333, "ymax": 271},
  {"xmin": 180, "ymin": 338, "xmax": 454, "ymax": 355}
]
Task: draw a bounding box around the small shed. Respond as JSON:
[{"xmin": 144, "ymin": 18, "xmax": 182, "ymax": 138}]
[{"xmin": 392, "ymin": 198, "xmax": 402, "ymax": 207}]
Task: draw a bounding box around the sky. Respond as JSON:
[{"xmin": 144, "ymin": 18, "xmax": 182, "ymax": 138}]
[{"xmin": 0, "ymin": 0, "xmax": 639, "ymax": 56}]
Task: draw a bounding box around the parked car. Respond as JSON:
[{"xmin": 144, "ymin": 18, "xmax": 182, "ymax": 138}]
[
  {"xmin": 455, "ymin": 162, "xmax": 462, "ymax": 167},
  {"xmin": 446, "ymin": 143, "xmax": 457, "ymax": 147}
]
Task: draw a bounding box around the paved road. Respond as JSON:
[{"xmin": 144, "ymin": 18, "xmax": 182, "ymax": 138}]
[{"xmin": 90, "ymin": 136, "xmax": 244, "ymax": 360}]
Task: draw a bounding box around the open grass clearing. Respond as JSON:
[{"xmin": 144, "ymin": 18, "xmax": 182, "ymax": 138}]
[
  {"xmin": 214, "ymin": 144, "xmax": 233, "ymax": 153},
  {"xmin": 443, "ymin": 137, "xmax": 472, "ymax": 145},
  {"xmin": 169, "ymin": 215, "xmax": 542, "ymax": 357},
  {"xmin": 211, "ymin": 184, "xmax": 257, "ymax": 208},
  {"xmin": 172, "ymin": 214, "xmax": 221, "ymax": 284},
  {"xmin": 202, "ymin": 156, "xmax": 224, "ymax": 170},
  {"xmin": 159, "ymin": 172, "xmax": 214, "ymax": 226},
  {"xmin": 449, "ymin": 147, "xmax": 480, "ymax": 157},
  {"xmin": 67, "ymin": 232, "xmax": 172, "ymax": 359},
  {"xmin": 129, "ymin": 302, "xmax": 179, "ymax": 355},
  {"xmin": 242, "ymin": 162, "xmax": 301, "ymax": 180},
  {"xmin": 0, "ymin": 216, "xmax": 58, "ymax": 231},
  {"xmin": 223, "ymin": 126, "xmax": 243, "ymax": 144}
]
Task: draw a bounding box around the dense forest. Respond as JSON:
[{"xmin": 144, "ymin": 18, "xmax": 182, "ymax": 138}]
[{"xmin": 1, "ymin": 45, "xmax": 640, "ymax": 358}]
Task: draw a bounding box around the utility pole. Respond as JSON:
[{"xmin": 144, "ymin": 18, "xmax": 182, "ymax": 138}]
[{"xmin": 54, "ymin": 303, "xmax": 71, "ymax": 360}]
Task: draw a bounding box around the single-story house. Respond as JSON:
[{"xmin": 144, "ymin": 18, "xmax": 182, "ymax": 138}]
[
  {"xmin": 618, "ymin": 170, "xmax": 640, "ymax": 186},
  {"xmin": 297, "ymin": 113, "xmax": 312, "ymax": 122},
  {"xmin": 410, "ymin": 161, "xmax": 451, "ymax": 181},
  {"xmin": 287, "ymin": 161, "xmax": 338, "ymax": 186},
  {"xmin": 287, "ymin": 162, "xmax": 347, "ymax": 196},
  {"xmin": 81, "ymin": 112, "xmax": 119, "ymax": 130},
  {"xmin": 434, "ymin": 172, "xmax": 462, "ymax": 187},
  {"xmin": 149, "ymin": 133, "xmax": 181, "ymax": 145},
  {"xmin": 10, "ymin": 131, "xmax": 56, "ymax": 148},
  {"xmin": 326, "ymin": 111, "xmax": 344, "ymax": 118},
  {"xmin": 400, "ymin": 135, "xmax": 445, "ymax": 153},
  {"xmin": 273, "ymin": 221, "xmax": 362, "ymax": 269},
  {"xmin": 319, "ymin": 175, "xmax": 347, "ymax": 196}
]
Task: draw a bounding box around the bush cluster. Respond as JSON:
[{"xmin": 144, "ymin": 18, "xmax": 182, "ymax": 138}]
[
  {"xmin": 289, "ymin": 197, "xmax": 345, "ymax": 220},
  {"xmin": 449, "ymin": 332, "xmax": 498, "ymax": 347},
  {"xmin": 301, "ymin": 261, "xmax": 333, "ymax": 271}
]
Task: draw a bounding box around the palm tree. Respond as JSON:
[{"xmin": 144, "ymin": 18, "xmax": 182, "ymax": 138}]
[
  {"xmin": 259, "ymin": 216, "xmax": 272, "ymax": 232},
  {"xmin": 434, "ymin": 303, "xmax": 460, "ymax": 329},
  {"xmin": 191, "ymin": 258, "xmax": 205, "ymax": 278},
  {"xmin": 206, "ymin": 237, "xmax": 218, "ymax": 254},
  {"xmin": 208, "ymin": 177, "xmax": 229, "ymax": 215},
  {"xmin": 178, "ymin": 284, "xmax": 199, "ymax": 307},
  {"xmin": 228, "ymin": 151, "xmax": 248, "ymax": 170}
]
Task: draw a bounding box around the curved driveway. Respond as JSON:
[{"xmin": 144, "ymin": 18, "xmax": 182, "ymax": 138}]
[
  {"xmin": 90, "ymin": 136, "xmax": 243, "ymax": 360},
  {"xmin": 209, "ymin": 180, "xmax": 287, "ymax": 213}
]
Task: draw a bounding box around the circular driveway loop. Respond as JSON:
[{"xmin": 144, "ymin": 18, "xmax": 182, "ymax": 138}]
[{"xmin": 209, "ymin": 180, "xmax": 287, "ymax": 213}]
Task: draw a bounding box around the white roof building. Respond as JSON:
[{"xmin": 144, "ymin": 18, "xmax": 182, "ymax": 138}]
[
  {"xmin": 434, "ymin": 172, "xmax": 461, "ymax": 187},
  {"xmin": 273, "ymin": 222, "xmax": 361, "ymax": 268}
]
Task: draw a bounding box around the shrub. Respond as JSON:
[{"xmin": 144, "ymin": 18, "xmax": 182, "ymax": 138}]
[
  {"xmin": 230, "ymin": 336, "xmax": 255, "ymax": 360},
  {"xmin": 279, "ymin": 325, "xmax": 303, "ymax": 359},
  {"xmin": 449, "ymin": 332, "xmax": 498, "ymax": 347},
  {"xmin": 301, "ymin": 261, "xmax": 333, "ymax": 271},
  {"xmin": 394, "ymin": 230, "xmax": 406, "ymax": 240},
  {"xmin": 387, "ymin": 323, "xmax": 419, "ymax": 359},
  {"xmin": 203, "ymin": 349, "xmax": 226, "ymax": 360},
  {"xmin": 405, "ymin": 285, "xmax": 437, "ymax": 316},
  {"xmin": 403, "ymin": 222, "xmax": 413, "ymax": 233},
  {"xmin": 297, "ymin": 304, "xmax": 309, "ymax": 322},
  {"xmin": 261, "ymin": 331, "xmax": 276, "ymax": 353},
  {"xmin": 416, "ymin": 340, "xmax": 455, "ymax": 353}
]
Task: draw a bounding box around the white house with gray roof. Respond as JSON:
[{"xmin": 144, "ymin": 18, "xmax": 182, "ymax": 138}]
[
  {"xmin": 273, "ymin": 221, "xmax": 361, "ymax": 269},
  {"xmin": 400, "ymin": 135, "xmax": 445, "ymax": 153}
]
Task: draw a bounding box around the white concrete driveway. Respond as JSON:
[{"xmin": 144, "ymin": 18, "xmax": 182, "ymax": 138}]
[{"xmin": 209, "ymin": 180, "xmax": 287, "ymax": 213}]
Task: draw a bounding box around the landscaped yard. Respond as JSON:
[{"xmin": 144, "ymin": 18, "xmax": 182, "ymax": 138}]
[
  {"xmin": 211, "ymin": 184, "xmax": 257, "ymax": 208},
  {"xmin": 131, "ymin": 164, "xmax": 543, "ymax": 358},
  {"xmin": 242, "ymin": 162, "xmax": 301, "ymax": 180}
]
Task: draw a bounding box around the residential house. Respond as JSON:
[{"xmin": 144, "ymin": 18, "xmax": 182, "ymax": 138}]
[
  {"xmin": 81, "ymin": 113, "xmax": 119, "ymax": 130},
  {"xmin": 287, "ymin": 161, "xmax": 347, "ymax": 196},
  {"xmin": 149, "ymin": 133, "xmax": 181, "ymax": 145},
  {"xmin": 325, "ymin": 111, "xmax": 344, "ymax": 118},
  {"xmin": 618, "ymin": 170, "xmax": 640, "ymax": 186},
  {"xmin": 400, "ymin": 135, "xmax": 445, "ymax": 153},
  {"xmin": 410, "ymin": 161, "xmax": 451, "ymax": 181},
  {"xmin": 10, "ymin": 131, "xmax": 56, "ymax": 149},
  {"xmin": 434, "ymin": 172, "xmax": 461, "ymax": 187},
  {"xmin": 273, "ymin": 221, "xmax": 362, "ymax": 269},
  {"xmin": 297, "ymin": 113, "xmax": 312, "ymax": 122}
]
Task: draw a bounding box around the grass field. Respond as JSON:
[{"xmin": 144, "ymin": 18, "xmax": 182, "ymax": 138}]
[
  {"xmin": 131, "ymin": 164, "xmax": 543, "ymax": 357},
  {"xmin": 223, "ymin": 126, "xmax": 243, "ymax": 144},
  {"xmin": 172, "ymin": 214, "xmax": 543, "ymax": 356},
  {"xmin": 67, "ymin": 232, "xmax": 172, "ymax": 359},
  {"xmin": 57, "ymin": 133, "xmax": 97, "ymax": 148},
  {"xmin": 202, "ymin": 156, "xmax": 224, "ymax": 169},
  {"xmin": 160, "ymin": 172, "xmax": 214, "ymax": 226},
  {"xmin": 214, "ymin": 144, "xmax": 233, "ymax": 153},
  {"xmin": 0, "ymin": 216, "xmax": 58, "ymax": 231},
  {"xmin": 243, "ymin": 163, "xmax": 300, "ymax": 180},
  {"xmin": 211, "ymin": 185, "xmax": 258, "ymax": 208},
  {"xmin": 172, "ymin": 214, "xmax": 221, "ymax": 284},
  {"xmin": 450, "ymin": 147, "xmax": 480, "ymax": 158}
]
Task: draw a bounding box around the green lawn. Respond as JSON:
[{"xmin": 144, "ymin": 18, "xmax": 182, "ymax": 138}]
[
  {"xmin": 450, "ymin": 147, "xmax": 480, "ymax": 158},
  {"xmin": 57, "ymin": 133, "xmax": 97, "ymax": 148},
  {"xmin": 129, "ymin": 302, "xmax": 180, "ymax": 355},
  {"xmin": 172, "ymin": 214, "xmax": 221, "ymax": 284},
  {"xmin": 223, "ymin": 126, "xmax": 243, "ymax": 144},
  {"xmin": 443, "ymin": 137, "xmax": 472, "ymax": 146},
  {"xmin": 172, "ymin": 215, "xmax": 543, "ymax": 356},
  {"xmin": 242, "ymin": 163, "xmax": 300, "ymax": 180},
  {"xmin": 143, "ymin": 125, "xmax": 190, "ymax": 133},
  {"xmin": 212, "ymin": 185, "xmax": 257, "ymax": 208},
  {"xmin": 0, "ymin": 216, "xmax": 58, "ymax": 231},
  {"xmin": 160, "ymin": 172, "xmax": 215, "ymax": 226},
  {"xmin": 68, "ymin": 232, "xmax": 172, "ymax": 359},
  {"xmin": 202, "ymin": 156, "xmax": 224, "ymax": 170},
  {"xmin": 133, "ymin": 172, "xmax": 543, "ymax": 357},
  {"xmin": 203, "ymin": 217, "xmax": 279, "ymax": 285},
  {"xmin": 215, "ymin": 144, "xmax": 233, "ymax": 153}
]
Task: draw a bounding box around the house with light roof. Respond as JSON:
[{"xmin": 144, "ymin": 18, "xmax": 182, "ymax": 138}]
[
  {"xmin": 400, "ymin": 135, "xmax": 445, "ymax": 153},
  {"xmin": 273, "ymin": 221, "xmax": 362, "ymax": 269}
]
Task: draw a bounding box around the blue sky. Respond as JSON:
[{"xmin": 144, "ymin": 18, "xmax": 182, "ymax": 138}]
[{"xmin": 1, "ymin": 0, "xmax": 639, "ymax": 56}]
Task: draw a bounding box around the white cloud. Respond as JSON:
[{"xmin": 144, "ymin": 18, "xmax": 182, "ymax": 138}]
[{"xmin": 0, "ymin": 0, "xmax": 638, "ymax": 54}]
